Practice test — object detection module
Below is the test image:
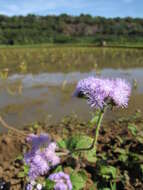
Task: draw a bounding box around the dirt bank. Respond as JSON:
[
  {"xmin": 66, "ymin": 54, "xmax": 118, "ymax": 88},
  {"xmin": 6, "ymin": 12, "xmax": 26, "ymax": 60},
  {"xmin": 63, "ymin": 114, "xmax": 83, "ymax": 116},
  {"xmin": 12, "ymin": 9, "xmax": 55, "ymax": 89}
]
[{"xmin": 0, "ymin": 113, "xmax": 143, "ymax": 190}]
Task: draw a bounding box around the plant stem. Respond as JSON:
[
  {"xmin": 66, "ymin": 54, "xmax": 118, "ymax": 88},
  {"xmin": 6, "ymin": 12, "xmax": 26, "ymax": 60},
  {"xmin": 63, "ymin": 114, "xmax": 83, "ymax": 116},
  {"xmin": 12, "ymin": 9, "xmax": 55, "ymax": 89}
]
[
  {"xmin": 70, "ymin": 106, "xmax": 106, "ymax": 154},
  {"xmin": 92, "ymin": 107, "xmax": 105, "ymax": 155}
]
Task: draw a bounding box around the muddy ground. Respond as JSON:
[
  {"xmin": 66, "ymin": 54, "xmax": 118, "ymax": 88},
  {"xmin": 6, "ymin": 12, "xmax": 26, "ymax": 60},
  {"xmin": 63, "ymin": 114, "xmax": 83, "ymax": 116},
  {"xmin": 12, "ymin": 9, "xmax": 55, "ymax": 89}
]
[{"xmin": 0, "ymin": 112, "xmax": 143, "ymax": 190}]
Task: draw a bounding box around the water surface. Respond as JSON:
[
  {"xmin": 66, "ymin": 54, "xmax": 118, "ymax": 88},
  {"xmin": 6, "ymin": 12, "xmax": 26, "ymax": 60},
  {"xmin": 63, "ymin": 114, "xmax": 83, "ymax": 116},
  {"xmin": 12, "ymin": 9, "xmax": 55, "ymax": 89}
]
[{"xmin": 0, "ymin": 47, "xmax": 143, "ymax": 131}]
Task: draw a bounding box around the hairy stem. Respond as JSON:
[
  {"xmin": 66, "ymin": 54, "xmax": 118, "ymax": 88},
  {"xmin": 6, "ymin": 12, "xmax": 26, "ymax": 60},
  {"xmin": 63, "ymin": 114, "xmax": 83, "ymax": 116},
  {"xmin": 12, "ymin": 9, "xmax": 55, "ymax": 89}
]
[
  {"xmin": 92, "ymin": 107, "xmax": 105, "ymax": 156},
  {"xmin": 70, "ymin": 106, "xmax": 106, "ymax": 154}
]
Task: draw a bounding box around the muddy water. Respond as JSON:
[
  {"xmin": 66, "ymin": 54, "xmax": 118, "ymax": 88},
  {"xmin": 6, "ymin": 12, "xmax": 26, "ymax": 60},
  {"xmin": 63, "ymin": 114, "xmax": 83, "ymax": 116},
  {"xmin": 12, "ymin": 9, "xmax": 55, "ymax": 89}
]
[{"xmin": 0, "ymin": 47, "xmax": 143, "ymax": 131}]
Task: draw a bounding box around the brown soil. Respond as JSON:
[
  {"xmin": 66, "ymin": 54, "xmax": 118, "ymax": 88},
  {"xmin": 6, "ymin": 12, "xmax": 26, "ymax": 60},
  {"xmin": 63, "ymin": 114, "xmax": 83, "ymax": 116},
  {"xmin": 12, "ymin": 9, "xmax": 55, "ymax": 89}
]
[{"xmin": 0, "ymin": 114, "xmax": 143, "ymax": 190}]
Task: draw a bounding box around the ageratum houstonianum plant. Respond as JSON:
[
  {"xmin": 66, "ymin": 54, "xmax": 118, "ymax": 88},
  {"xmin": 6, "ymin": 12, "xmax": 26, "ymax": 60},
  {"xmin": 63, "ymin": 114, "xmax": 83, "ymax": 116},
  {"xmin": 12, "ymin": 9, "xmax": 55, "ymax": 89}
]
[
  {"xmin": 25, "ymin": 134, "xmax": 72, "ymax": 190},
  {"xmin": 24, "ymin": 134, "xmax": 60, "ymax": 181},
  {"xmin": 73, "ymin": 77, "xmax": 131, "ymax": 155},
  {"xmin": 23, "ymin": 77, "xmax": 131, "ymax": 190}
]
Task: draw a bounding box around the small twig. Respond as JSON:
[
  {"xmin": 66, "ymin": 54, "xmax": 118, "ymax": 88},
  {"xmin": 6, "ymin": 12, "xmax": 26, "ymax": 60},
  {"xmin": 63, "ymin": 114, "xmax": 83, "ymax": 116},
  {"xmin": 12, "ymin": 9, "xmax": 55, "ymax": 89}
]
[{"xmin": 0, "ymin": 115, "xmax": 28, "ymax": 136}]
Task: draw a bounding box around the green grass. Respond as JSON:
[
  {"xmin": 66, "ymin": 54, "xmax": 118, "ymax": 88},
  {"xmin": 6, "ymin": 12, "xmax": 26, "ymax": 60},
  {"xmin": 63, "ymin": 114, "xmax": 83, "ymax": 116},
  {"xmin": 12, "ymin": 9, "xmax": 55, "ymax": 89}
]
[{"xmin": 1, "ymin": 41, "xmax": 143, "ymax": 49}]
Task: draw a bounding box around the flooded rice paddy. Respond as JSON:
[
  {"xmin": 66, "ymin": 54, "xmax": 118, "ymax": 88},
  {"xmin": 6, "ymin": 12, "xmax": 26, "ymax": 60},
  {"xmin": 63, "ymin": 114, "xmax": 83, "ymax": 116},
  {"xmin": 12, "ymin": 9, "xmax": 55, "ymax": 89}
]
[{"xmin": 0, "ymin": 47, "xmax": 143, "ymax": 130}]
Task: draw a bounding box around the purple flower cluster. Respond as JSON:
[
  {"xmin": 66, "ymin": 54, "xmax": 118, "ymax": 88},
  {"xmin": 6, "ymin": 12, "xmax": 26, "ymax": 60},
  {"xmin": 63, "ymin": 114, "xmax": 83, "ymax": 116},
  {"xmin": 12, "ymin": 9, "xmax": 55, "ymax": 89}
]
[
  {"xmin": 49, "ymin": 172, "xmax": 72, "ymax": 190},
  {"xmin": 24, "ymin": 134, "xmax": 60, "ymax": 181},
  {"xmin": 26, "ymin": 181, "xmax": 42, "ymax": 190},
  {"xmin": 26, "ymin": 133, "xmax": 51, "ymax": 151},
  {"xmin": 74, "ymin": 77, "xmax": 131, "ymax": 109}
]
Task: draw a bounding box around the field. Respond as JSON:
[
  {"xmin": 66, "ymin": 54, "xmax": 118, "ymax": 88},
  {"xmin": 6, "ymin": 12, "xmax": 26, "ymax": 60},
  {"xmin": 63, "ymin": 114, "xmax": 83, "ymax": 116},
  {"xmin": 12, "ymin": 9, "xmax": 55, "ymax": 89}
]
[{"xmin": 0, "ymin": 46, "xmax": 143, "ymax": 190}]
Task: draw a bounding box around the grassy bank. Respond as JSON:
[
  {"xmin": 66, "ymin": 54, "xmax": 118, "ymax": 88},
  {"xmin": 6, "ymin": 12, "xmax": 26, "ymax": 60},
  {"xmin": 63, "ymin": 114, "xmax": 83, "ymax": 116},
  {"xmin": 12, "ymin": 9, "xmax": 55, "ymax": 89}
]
[{"xmin": 1, "ymin": 42, "xmax": 143, "ymax": 49}]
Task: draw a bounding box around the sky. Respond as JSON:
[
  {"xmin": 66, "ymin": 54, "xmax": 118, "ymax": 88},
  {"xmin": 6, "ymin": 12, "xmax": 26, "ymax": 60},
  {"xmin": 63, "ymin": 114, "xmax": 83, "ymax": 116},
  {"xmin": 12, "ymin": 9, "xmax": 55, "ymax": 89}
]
[{"xmin": 0, "ymin": 0, "xmax": 142, "ymax": 18}]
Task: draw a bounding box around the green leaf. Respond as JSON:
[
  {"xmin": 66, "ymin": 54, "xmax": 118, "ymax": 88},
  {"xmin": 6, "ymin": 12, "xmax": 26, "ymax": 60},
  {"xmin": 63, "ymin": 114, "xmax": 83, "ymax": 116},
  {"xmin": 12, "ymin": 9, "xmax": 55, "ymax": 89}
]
[
  {"xmin": 15, "ymin": 154, "xmax": 23, "ymax": 161},
  {"xmin": 114, "ymin": 147, "xmax": 127, "ymax": 154},
  {"xmin": 129, "ymin": 152, "xmax": 143, "ymax": 162},
  {"xmin": 18, "ymin": 164, "xmax": 29, "ymax": 178},
  {"xmin": 99, "ymin": 165, "xmax": 117, "ymax": 180},
  {"xmin": 78, "ymin": 170, "xmax": 88, "ymax": 181},
  {"xmin": 44, "ymin": 179, "xmax": 55, "ymax": 190},
  {"xmin": 110, "ymin": 181, "xmax": 117, "ymax": 190},
  {"xmin": 53, "ymin": 165, "xmax": 63, "ymax": 173},
  {"xmin": 66, "ymin": 135, "xmax": 97, "ymax": 162},
  {"xmin": 75, "ymin": 136, "xmax": 93, "ymax": 149},
  {"xmin": 84, "ymin": 148, "xmax": 97, "ymax": 163},
  {"xmin": 128, "ymin": 123, "xmax": 137, "ymax": 136},
  {"xmin": 67, "ymin": 136, "xmax": 79, "ymax": 151},
  {"xmin": 118, "ymin": 154, "xmax": 128, "ymax": 162},
  {"xmin": 116, "ymin": 136, "xmax": 124, "ymax": 144},
  {"xmin": 57, "ymin": 139, "xmax": 67, "ymax": 149},
  {"xmin": 17, "ymin": 172, "xmax": 25, "ymax": 178},
  {"xmin": 114, "ymin": 148, "xmax": 128, "ymax": 162},
  {"xmin": 23, "ymin": 164, "xmax": 29, "ymax": 174},
  {"xmin": 66, "ymin": 135, "xmax": 93, "ymax": 150},
  {"xmin": 136, "ymin": 136, "xmax": 143, "ymax": 143},
  {"xmin": 74, "ymin": 135, "xmax": 97, "ymax": 163},
  {"xmin": 98, "ymin": 185, "xmax": 111, "ymax": 190},
  {"xmin": 98, "ymin": 152, "xmax": 107, "ymax": 160},
  {"xmin": 70, "ymin": 172, "xmax": 86, "ymax": 190}
]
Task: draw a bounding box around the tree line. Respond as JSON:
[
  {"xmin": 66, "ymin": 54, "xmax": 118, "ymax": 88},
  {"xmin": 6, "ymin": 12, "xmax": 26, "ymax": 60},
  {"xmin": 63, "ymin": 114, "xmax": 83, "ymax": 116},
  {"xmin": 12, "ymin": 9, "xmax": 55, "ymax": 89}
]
[{"xmin": 0, "ymin": 14, "xmax": 143, "ymax": 45}]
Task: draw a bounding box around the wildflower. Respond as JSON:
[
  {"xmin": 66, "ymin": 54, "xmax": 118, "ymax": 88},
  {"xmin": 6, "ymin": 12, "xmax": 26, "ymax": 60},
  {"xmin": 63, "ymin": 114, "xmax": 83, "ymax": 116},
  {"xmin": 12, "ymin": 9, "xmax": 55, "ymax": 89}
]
[
  {"xmin": 26, "ymin": 133, "xmax": 51, "ymax": 151},
  {"xmin": 111, "ymin": 78, "xmax": 131, "ymax": 108},
  {"xmin": 24, "ymin": 134, "xmax": 60, "ymax": 180},
  {"xmin": 74, "ymin": 77, "xmax": 99, "ymax": 97},
  {"xmin": 26, "ymin": 183, "xmax": 33, "ymax": 190},
  {"xmin": 74, "ymin": 77, "xmax": 131, "ymax": 109},
  {"xmin": 26, "ymin": 181, "xmax": 42, "ymax": 190},
  {"xmin": 49, "ymin": 172, "xmax": 72, "ymax": 190},
  {"xmin": 26, "ymin": 181, "xmax": 36, "ymax": 190},
  {"xmin": 45, "ymin": 146, "xmax": 60, "ymax": 166},
  {"xmin": 36, "ymin": 184, "xmax": 42, "ymax": 190}
]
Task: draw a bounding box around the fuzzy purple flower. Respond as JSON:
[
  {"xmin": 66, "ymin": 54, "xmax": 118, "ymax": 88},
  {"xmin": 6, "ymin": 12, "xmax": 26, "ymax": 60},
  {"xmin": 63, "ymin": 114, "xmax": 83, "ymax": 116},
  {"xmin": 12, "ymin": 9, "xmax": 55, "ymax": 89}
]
[
  {"xmin": 74, "ymin": 77, "xmax": 131, "ymax": 109},
  {"xmin": 74, "ymin": 77, "xmax": 99, "ymax": 97},
  {"xmin": 111, "ymin": 78, "xmax": 131, "ymax": 108},
  {"xmin": 26, "ymin": 181, "xmax": 42, "ymax": 190},
  {"xmin": 24, "ymin": 134, "xmax": 60, "ymax": 180},
  {"xmin": 26, "ymin": 181, "xmax": 36, "ymax": 190},
  {"xmin": 36, "ymin": 184, "xmax": 42, "ymax": 190},
  {"xmin": 49, "ymin": 172, "xmax": 72, "ymax": 190},
  {"xmin": 26, "ymin": 133, "xmax": 51, "ymax": 151},
  {"xmin": 45, "ymin": 145, "xmax": 60, "ymax": 166},
  {"xmin": 26, "ymin": 183, "xmax": 33, "ymax": 190}
]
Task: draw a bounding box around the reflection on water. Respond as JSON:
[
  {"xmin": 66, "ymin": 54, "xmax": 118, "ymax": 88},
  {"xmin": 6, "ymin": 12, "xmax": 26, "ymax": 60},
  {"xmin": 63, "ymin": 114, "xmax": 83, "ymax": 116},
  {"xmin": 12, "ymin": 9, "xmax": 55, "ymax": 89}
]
[
  {"xmin": 2, "ymin": 68, "xmax": 143, "ymax": 93},
  {"xmin": 0, "ymin": 47, "xmax": 143, "ymax": 131}
]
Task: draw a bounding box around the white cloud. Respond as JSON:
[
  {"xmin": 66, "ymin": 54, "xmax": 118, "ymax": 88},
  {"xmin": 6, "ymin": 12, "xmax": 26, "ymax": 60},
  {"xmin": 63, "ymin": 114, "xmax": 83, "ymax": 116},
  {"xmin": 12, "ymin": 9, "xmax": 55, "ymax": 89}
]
[
  {"xmin": 0, "ymin": 0, "xmax": 94, "ymax": 16},
  {"xmin": 0, "ymin": 0, "xmax": 59, "ymax": 15},
  {"xmin": 0, "ymin": 0, "xmax": 142, "ymax": 17}
]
